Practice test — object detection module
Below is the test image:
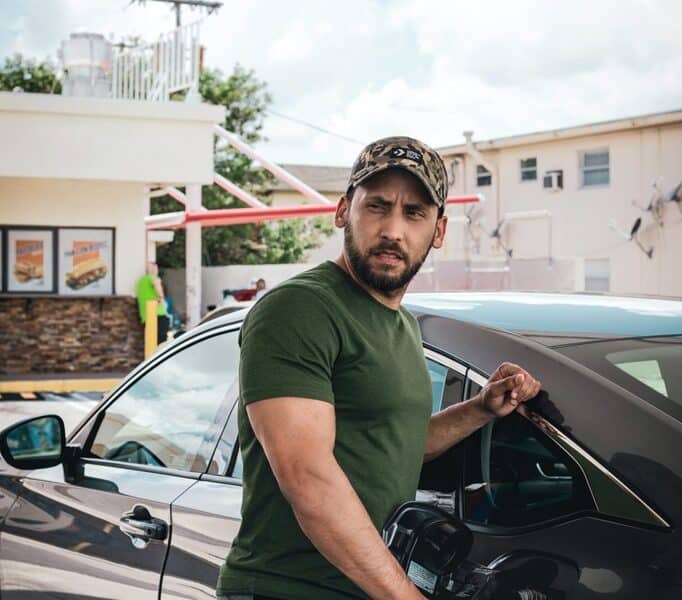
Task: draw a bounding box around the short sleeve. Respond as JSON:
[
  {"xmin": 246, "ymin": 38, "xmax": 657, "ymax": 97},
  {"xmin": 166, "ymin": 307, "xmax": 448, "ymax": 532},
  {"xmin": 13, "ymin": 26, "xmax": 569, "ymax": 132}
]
[{"xmin": 239, "ymin": 286, "xmax": 340, "ymax": 405}]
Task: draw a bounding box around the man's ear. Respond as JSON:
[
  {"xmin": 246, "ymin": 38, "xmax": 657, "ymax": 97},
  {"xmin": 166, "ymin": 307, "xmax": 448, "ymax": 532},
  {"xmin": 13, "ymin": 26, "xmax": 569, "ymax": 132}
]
[
  {"xmin": 335, "ymin": 195, "xmax": 350, "ymax": 228},
  {"xmin": 432, "ymin": 215, "xmax": 448, "ymax": 249}
]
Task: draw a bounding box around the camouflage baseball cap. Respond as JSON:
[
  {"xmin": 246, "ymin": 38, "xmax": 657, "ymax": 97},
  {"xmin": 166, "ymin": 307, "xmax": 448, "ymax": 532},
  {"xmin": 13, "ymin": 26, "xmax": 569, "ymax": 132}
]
[{"xmin": 347, "ymin": 136, "xmax": 448, "ymax": 209}]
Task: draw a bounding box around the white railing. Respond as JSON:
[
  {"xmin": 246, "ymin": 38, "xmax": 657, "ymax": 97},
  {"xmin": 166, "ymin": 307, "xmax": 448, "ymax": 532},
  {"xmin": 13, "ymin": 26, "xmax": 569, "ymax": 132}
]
[{"xmin": 112, "ymin": 20, "xmax": 202, "ymax": 101}]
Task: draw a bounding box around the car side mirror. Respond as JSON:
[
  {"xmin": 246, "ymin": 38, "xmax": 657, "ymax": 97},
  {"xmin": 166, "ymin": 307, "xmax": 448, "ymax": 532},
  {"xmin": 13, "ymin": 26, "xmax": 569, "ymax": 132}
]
[{"xmin": 0, "ymin": 415, "xmax": 66, "ymax": 470}]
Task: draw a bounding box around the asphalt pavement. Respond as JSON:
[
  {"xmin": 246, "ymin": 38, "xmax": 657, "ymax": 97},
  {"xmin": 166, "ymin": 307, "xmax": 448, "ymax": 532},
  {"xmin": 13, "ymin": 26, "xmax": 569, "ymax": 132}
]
[{"xmin": 0, "ymin": 393, "xmax": 100, "ymax": 435}]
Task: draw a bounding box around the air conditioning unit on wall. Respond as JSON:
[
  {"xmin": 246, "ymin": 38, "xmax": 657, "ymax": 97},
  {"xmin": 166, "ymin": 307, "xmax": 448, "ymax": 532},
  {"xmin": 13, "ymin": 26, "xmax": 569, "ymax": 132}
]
[{"xmin": 543, "ymin": 170, "xmax": 563, "ymax": 192}]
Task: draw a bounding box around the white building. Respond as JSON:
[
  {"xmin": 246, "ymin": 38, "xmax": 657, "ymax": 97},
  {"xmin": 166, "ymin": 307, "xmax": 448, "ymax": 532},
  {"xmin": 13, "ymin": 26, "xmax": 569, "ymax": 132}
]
[
  {"xmin": 438, "ymin": 110, "xmax": 682, "ymax": 297},
  {"xmin": 0, "ymin": 26, "xmax": 224, "ymax": 375}
]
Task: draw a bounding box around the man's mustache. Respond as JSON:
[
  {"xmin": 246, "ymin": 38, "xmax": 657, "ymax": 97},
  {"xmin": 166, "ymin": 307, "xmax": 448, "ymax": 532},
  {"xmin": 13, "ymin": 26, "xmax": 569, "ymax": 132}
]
[{"xmin": 369, "ymin": 243, "xmax": 407, "ymax": 262}]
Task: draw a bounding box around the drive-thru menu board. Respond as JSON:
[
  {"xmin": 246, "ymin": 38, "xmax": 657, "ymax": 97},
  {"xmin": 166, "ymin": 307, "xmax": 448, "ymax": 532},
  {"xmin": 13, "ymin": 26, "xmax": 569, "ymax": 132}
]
[{"xmin": 1, "ymin": 226, "xmax": 115, "ymax": 295}]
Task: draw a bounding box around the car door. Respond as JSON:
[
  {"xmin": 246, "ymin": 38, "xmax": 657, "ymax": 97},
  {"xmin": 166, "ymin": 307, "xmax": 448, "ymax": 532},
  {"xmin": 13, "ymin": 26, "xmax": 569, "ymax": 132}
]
[
  {"xmin": 419, "ymin": 361, "xmax": 671, "ymax": 598},
  {"xmin": 159, "ymin": 350, "xmax": 470, "ymax": 598},
  {"xmin": 160, "ymin": 398, "xmax": 243, "ymax": 599},
  {"xmin": 0, "ymin": 325, "xmax": 241, "ymax": 600}
]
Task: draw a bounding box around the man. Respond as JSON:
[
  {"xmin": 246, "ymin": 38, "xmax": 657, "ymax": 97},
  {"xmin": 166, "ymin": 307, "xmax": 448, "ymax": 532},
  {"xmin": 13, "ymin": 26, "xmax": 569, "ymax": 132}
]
[
  {"xmin": 254, "ymin": 278, "xmax": 268, "ymax": 300},
  {"xmin": 135, "ymin": 261, "xmax": 169, "ymax": 345},
  {"xmin": 217, "ymin": 137, "xmax": 541, "ymax": 600}
]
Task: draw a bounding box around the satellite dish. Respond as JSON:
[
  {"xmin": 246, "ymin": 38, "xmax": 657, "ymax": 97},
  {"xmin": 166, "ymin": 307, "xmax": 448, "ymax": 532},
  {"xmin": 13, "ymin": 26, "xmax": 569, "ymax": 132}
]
[
  {"xmin": 665, "ymin": 182, "xmax": 682, "ymax": 204},
  {"xmin": 630, "ymin": 217, "xmax": 642, "ymax": 238}
]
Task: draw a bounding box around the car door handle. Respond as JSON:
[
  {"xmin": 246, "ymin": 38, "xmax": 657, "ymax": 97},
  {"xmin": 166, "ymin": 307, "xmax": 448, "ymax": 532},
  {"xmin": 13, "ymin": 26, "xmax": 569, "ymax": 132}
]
[{"xmin": 119, "ymin": 505, "xmax": 168, "ymax": 542}]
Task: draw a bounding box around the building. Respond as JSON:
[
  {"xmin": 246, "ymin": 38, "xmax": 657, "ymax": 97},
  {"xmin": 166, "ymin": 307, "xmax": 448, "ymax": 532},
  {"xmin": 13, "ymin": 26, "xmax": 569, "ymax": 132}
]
[
  {"xmin": 270, "ymin": 164, "xmax": 349, "ymax": 205},
  {"xmin": 437, "ymin": 110, "xmax": 682, "ymax": 296},
  {"xmin": 0, "ymin": 27, "xmax": 224, "ymax": 376},
  {"xmin": 270, "ymin": 164, "xmax": 349, "ymax": 263}
]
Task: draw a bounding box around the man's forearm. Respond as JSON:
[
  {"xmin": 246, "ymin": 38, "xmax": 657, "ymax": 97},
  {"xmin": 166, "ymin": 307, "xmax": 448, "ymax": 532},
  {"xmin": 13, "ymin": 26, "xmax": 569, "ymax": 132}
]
[
  {"xmin": 424, "ymin": 394, "xmax": 493, "ymax": 462},
  {"xmin": 281, "ymin": 458, "xmax": 425, "ymax": 600}
]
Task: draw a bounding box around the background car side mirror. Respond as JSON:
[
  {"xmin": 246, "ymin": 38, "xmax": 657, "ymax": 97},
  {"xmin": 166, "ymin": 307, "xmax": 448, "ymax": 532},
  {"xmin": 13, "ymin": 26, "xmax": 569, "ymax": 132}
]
[{"xmin": 0, "ymin": 415, "xmax": 66, "ymax": 471}]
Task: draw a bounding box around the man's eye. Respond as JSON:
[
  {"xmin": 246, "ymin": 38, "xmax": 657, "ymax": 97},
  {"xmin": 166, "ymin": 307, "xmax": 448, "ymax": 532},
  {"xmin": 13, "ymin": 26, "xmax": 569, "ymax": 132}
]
[{"xmin": 407, "ymin": 209, "xmax": 425, "ymax": 219}]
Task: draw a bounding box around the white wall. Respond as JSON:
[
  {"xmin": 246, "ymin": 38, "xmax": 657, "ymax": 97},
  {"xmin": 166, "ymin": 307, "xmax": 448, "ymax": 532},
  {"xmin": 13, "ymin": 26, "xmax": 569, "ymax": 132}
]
[
  {"xmin": 0, "ymin": 92, "xmax": 224, "ymax": 185},
  {"xmin": 0, "ymin": 177, "xmax": 146, "ymax": 295},
  {"xmin": 164, "ymin": 263, "xmax": 315, "ymax": 316},
  {"xmin": 443, "ymin": 123, "xmax": 682, "ymax": 296}
]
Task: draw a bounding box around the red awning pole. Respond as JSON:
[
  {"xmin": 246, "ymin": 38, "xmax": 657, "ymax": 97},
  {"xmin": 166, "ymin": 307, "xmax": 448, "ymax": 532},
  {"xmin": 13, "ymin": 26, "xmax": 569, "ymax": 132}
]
[{"xmin": 146, "ymin": 195, "xmax": 481, "ymax": 230}]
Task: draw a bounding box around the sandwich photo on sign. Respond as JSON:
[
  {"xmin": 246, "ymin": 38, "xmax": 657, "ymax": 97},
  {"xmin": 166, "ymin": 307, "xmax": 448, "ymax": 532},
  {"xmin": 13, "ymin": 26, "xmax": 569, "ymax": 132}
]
[
  {"xmin": 58, "ymin": 228, "xmax": 114, "ymax": 296},
  {"xmin": 14, "ymin": 240, "xmax": 44, "ymax": 283},
  {"xmin": 7, "ymin": 229, "xmax": 55, "ymax": 293},
  {"xmin": 66, "ymin": 241, "xmax": 108, "ymax": 290}
]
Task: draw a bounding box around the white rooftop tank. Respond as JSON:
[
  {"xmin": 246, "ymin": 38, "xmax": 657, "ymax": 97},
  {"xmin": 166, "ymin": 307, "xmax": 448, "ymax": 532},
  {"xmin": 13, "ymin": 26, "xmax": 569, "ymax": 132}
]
[{"xmin": 59, "ymin": 32, "xmax": 113, "ymax": 98}]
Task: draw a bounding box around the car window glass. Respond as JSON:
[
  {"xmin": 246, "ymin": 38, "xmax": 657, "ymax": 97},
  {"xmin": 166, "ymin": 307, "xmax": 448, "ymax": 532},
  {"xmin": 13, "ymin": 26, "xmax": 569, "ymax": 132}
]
[
  {"xmin": 463, "ymin": 412, "xmax": 593, "ymax": 527},
  {"xmin": 607, "ymin": 350, "xmax": 672, "ymax": 397},
  {"xmin": 427, "ymin": 359, "xmax": 448, "ymax": 412},
  {"xmin": 90, "ymin": 331, "xmax": 240, "ymax": 473},
  {"xmin": 232, "ymin": 446, "xmax": 243, "ymax": 479},
  {"xmin": 442, "ymin": 369, "xmax": 465, "ymax": 409},
  {"xmin": 557, "ymin": 336, "xmax": 682, "ymax": 421},
  {"xmin": 208, "ymin": 397, "xmax": 240, "ymax": 477},
  {"xmin": 467, "ymin": 380, "xmax": 483, "ymax": 400}
]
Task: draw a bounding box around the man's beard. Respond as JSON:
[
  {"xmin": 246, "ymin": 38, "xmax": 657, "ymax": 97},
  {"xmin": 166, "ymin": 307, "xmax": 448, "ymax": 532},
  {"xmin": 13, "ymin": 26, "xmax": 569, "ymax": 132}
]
[{"xmin": 344, "ymin": 223, "xmax": 433, "ymax": 295}]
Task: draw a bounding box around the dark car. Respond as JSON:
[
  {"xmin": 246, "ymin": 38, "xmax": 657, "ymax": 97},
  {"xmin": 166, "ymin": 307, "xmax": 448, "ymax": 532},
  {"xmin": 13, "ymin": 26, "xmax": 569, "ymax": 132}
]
[{"xmin": 1, "ymin": 292, "xmax": 680, "ymax": 599}]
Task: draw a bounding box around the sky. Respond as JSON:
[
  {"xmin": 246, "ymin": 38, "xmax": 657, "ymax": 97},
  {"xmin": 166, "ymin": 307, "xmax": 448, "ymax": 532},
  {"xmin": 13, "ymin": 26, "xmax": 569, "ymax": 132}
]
[{"xmin": 1, "ymin": 0, "xmax": 681, "ymax": 166}]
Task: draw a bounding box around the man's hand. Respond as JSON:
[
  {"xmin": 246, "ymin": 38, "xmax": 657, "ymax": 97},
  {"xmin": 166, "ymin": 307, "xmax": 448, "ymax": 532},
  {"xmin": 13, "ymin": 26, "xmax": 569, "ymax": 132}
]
[
  {"xmin": 477, "ymin": 362, "xmax": 542, "ymax": 418},
  {"xmin": 425, "ymin": 362, "xmax": 541, "ymax": 462}
]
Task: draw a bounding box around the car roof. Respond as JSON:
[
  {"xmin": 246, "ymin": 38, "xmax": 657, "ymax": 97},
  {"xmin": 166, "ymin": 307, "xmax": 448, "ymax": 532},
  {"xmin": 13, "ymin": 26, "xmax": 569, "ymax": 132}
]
[
  {"xmin": 403, "ymin": 292, "xmax": 682, "ymax": 342},
  {"xmin": 188, "ymin": 291, "xmax": 682, "ymax": 347}
]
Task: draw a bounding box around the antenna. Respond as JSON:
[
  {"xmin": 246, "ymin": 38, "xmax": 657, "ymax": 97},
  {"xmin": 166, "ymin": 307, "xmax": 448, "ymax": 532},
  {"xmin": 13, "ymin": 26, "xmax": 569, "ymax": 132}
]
[{"xmin": 131, "ymin": 0, "xmax": 223, "ymax": 27}]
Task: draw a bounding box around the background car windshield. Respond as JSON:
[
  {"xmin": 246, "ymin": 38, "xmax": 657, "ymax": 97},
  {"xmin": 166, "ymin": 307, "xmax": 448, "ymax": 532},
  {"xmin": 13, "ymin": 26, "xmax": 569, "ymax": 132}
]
[{"xmin": 557, "ymin": 336, "xmax": 682, "ymax": 422}]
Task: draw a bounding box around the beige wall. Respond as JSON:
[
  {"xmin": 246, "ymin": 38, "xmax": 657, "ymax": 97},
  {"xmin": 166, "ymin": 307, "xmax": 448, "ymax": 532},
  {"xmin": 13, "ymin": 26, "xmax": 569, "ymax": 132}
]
[
  {"xmin": 443, "ymin": 123, "xmax": 682, "ymax": 296},
  {"xmin": 0, "ymin": 92, "xmax": 224, "ymax": 185},
  {"xmin": 0, "ymin": 177, "xmax": 146, "ymax": 295}
]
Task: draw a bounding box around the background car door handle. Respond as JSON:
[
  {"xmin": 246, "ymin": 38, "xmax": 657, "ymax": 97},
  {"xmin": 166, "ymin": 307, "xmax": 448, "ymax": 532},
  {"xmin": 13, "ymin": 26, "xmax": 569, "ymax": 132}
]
[{"xmin": 119, "ymin": 505, "xmax": 168, "ymax": 542}]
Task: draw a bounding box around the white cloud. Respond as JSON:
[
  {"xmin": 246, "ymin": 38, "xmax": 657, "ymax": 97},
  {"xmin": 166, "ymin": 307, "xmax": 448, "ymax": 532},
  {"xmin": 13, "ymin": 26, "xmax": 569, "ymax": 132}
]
[{"xmin": 1, "ymin": 0, "xmax": 681, "ymax": 166}]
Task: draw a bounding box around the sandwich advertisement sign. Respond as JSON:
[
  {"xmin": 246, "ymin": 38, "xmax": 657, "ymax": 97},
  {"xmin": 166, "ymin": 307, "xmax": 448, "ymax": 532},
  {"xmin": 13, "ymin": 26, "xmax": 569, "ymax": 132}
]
[
  {"xmin": 58, "ymin": 228, "xmax": 114, "ymax": 295},
  {"xmin": 6, "ymin": 229, "xmax": 55, "ymax": 292}
]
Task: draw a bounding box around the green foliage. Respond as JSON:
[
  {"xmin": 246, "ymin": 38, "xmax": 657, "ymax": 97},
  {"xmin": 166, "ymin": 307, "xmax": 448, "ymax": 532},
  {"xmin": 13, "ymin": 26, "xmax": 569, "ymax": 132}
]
[
  {"xmin": 0, "ymin": 49, "xmax": 332, "ymax": 268},
  {"xmin": 156, "ymin": 65, "xmax": 333, "ymax": 269},
  {"xmin": 0, "ymin": 54, "xmax": 61, "ymax": 94}
]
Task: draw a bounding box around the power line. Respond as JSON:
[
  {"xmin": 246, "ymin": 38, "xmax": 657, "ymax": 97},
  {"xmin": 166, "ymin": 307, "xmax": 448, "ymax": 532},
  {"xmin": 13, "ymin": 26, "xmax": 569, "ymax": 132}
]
[{"xmin": 266, "ymin": 109, "xmax": 365, "ymax": 145}]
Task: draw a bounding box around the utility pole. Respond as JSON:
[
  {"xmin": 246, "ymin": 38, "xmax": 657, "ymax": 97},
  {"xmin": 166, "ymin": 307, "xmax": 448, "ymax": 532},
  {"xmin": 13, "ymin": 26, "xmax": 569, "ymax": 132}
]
[{"xmin": 133, "ymin": 0, "xmax": 223, "ymax": 27}]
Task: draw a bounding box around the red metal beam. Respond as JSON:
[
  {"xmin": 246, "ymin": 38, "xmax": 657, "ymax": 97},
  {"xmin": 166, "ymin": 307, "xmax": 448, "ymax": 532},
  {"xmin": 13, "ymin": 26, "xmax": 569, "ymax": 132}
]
[{"xmin": 146, "ymin": 195, "xmax": 480, "ymax": 230}]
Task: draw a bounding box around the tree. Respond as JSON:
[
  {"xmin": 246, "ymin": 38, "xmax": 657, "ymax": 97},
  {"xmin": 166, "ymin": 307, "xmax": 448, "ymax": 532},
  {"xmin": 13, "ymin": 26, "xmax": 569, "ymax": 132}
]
[
  {"xmin": 154, "ymin": 65, "xmax": 333, "ymax": 269},
  {"xmin": 0, "ymin": 54, "xmax": 61, "ymax": 94}
]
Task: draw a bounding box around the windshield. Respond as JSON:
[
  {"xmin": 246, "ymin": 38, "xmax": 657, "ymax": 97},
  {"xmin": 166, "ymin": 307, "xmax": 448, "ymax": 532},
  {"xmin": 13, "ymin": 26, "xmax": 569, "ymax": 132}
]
[{"xmin": 557, "ymin": 336, "xmax": 682, "ymax": 422}]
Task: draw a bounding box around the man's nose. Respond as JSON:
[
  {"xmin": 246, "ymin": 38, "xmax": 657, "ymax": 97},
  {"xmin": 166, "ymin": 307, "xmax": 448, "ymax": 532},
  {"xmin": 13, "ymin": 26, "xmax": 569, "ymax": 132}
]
[{"xmin": 380, "ymin": 210, "xmax": 405, "ymax": 241}]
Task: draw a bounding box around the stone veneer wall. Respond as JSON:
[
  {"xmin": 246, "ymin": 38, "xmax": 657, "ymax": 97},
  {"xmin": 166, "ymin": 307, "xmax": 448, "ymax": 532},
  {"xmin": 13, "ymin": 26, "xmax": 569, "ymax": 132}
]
[{"xmin": 0, "ymin": 297, "xmax": 144, "ymax": 375}]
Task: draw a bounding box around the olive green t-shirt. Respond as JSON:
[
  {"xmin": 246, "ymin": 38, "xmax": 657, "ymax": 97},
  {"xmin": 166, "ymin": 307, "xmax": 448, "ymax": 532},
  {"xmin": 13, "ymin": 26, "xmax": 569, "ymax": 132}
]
[{"xmin": 217, "ymin": 261, "xmax": 432, "ymax": 600}]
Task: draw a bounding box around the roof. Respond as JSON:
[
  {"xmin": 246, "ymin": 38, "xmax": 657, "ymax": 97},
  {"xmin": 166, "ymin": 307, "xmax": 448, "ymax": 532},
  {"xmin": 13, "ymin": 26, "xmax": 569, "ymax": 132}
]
[
  {"xmin": 403, "ymin": 292, "xmax": 682, "ymax": 339},
  {"xmin": 438, "ymin": 108, "xmax": 682, "ymax": 155},
  {"xmin": 272, "ymin": 164, "xmax": 350, "ymax": 193}
]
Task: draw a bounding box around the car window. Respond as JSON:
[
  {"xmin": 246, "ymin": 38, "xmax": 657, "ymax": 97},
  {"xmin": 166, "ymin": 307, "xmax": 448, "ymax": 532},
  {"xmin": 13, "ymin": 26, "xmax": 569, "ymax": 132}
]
[
  {"xmin": 463, "ymin": 412, "xmax": 593, "ymax": 527},
  {"xmin": 427, "ymin": 359, "xmax": 448, "ymax": 412},
  {"xmin": 232, "ymin": 446, "xmax": 243, "ymax": 479},
  {"xmin": 556, "ymin": 336, "xmax": 682, "ymax": 422},
  {"xmin": 89, "ymin": 330, "xmax": 240, "ymax": 473},
  {"xmin": 208, "ymin": 396, "xmax": 241, "ymax": 477},
  {"xmin": 418, "ymin": 357, "xmax": 466, "ymax": 493},
  {"xmin": 426, "ymin": 357, "xmax": 466, "ymax": 413}
]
